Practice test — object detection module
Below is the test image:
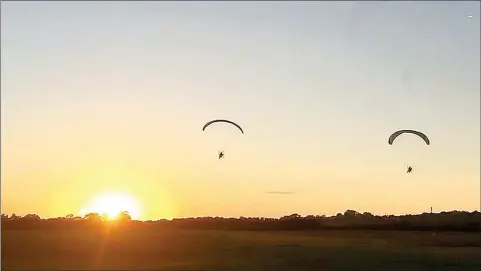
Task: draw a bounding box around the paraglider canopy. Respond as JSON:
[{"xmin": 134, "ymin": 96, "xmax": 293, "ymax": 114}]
[
  {"xmin": 202, "ymin": 119, "xmax": 244, "ymax": 134},
  {"xmin": 388, "ymin": 130, "xmax": 430, "ymax": 145}
]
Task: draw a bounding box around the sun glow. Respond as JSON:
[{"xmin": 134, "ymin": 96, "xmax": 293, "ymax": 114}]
[{"xmin": 81, "ymin": 192, "xmax": 141, "ymax": 220}]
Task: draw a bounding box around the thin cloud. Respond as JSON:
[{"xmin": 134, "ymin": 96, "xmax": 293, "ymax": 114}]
[{"xmin": 265, "ymin": 191, "xmax": 296, "ymax": 195}]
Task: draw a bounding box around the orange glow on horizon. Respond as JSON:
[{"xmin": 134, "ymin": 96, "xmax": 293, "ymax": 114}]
[{"xmin": 80, "ymin": 192, "xmax": 142, "ymax": 220}]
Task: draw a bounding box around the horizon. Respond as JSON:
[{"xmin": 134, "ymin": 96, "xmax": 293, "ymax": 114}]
[
  {"xmin": 1, "ymin": 1, "xmax": 480, "ymax": 221},
  {"xmin": 3, "ymin": 208, "xmax": 479, "ymax": 222}
]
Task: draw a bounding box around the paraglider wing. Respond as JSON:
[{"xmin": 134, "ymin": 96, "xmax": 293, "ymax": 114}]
[
  {"xmin": 388, "ymin": 130, "xmax": 430, "ymax": 145},
  {"xmin": 202, "ymin": 119, "xmax": 244, "ymax": 134}
]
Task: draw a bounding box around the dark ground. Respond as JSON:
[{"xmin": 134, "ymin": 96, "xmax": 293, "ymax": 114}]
[{"xmin": 2, "ymin": 228, "xmax": 481, "ymax": 271}]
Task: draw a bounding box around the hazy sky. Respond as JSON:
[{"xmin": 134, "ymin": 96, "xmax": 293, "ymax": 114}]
[{"xmin": 2, "ymin": 1, "xmax": 479, "ymax": 220}]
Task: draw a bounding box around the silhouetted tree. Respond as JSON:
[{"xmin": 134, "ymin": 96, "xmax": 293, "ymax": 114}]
[
  {"xmin": 84, "ymin": 213, "xmax": 104, "ymax": 222},
  {"xmin": 23, "ymin": 214, "xmax": 41, "ymax": 220},
  {"xmin": 363, "ymin": 212, "xmax": 374, "ymax": 217},
  {"xmin": 117, "ymin": 211, "xmax": 132, "ymax": 222},
  {"xmin": 344, "ymin": 210, "xmax": 360, "ymax": 217}
]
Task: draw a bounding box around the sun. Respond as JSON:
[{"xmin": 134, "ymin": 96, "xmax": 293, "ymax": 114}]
[{"xmin": 81, "ymin": 192, "xmax": 141, "ymax": 220}]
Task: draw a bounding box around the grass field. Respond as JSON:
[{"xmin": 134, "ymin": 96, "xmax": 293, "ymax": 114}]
[{"xmin": 2, "ymin": 228, "xmax": 481, "ymax": 270}]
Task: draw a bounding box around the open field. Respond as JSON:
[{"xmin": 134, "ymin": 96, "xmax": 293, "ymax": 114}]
[{"xmin": 2, "ymin": 228, "xmax": 481, "ymax": 271}]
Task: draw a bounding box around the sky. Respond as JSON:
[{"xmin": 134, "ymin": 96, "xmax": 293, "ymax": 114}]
[{"xmin": 1, "ymin": 1, "xmax": 479, "ymax": 220}]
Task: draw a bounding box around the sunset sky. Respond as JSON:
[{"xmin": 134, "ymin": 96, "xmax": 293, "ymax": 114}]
[{"xmin": 1, "ymin": 1, "xmax": 479, "ymax": 220}]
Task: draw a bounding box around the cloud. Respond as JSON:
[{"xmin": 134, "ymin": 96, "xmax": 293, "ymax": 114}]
[{"xmin": 265, "ymin": 191, "xmax": 296, "ymax": 195}]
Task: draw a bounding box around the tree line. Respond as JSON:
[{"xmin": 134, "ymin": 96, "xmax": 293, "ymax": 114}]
[{"xmin": 2, "ymin": 210, "xmax": 480, "ymax": 232}]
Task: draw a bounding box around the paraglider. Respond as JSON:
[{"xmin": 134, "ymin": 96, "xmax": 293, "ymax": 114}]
[
  {"xmin": 203, "ymin": 119, "xmax": 243, "ymax": 159},
  {"xmin": 388, "ymin": 129, "xmax": 429, "ymax": 173}
]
